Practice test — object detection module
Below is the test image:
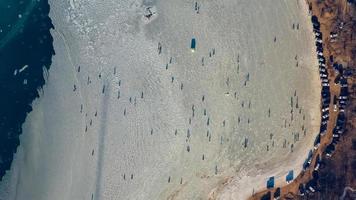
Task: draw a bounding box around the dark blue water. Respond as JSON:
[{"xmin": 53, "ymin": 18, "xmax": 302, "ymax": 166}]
[{"xmin": 0, "ymin": 0, "xmax": 54, "ymax": 180}]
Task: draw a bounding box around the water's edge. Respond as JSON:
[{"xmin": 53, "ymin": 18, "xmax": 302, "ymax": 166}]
[{"xmin": 0, "ymin": 0, "xmax": 54, "ymax": 180}]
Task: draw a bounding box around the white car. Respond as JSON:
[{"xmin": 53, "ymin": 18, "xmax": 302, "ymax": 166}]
[
  {"xmin": 319, "ymin": 68, "xmax": 326, "ymax": 72},
  {"xmin": 322, "ymin": 107, "xmax": 329, "ymax": 112},
  {"xmin": 322, "ymin": 114, "xmax": 329, "ymax": 119},
  {"xmin": 320, "ymin": 74, "xmax": 327, "ymax": 78},
  {"xmin": 307, "ymin": 157, "xmax": 313, "ymax": 164},
  {"xmin": 314, "ymin": 143, "xmax": 320, "ymax": 150},
  {"xmin": 309, "ymin": 186, "xmax": 316, "ymax": 193},
  {"xmin": 314, "ymin": 163, "xmax": 320, "ymax": 171},
  {"xmin": 334, "ymin": 104, "xmax": 338, "ymax": 111},
  {"xmin": 330, "ymin": 33, "xmax": 338, "ymax": 38},
  {"xmin": 316, "ymin": 39, "xmax": 323, "ymax": 43}
]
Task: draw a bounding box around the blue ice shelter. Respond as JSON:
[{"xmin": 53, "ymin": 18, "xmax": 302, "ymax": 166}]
[
  {"xmin": 266, "ymin": 176, "xmax": 275, "ymax": 189},
  {"xmin": 286, "ymin": 170, "xmax": 294, "ymax": 182},
  {"xmin": 191, "ymin": 38, "xmax": 196, "ymax": 52}
]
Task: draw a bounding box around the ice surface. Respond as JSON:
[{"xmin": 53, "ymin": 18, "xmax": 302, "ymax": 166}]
[{"xmin": 0, "ymin": 0, "xmax": 321, "ymax": 200}]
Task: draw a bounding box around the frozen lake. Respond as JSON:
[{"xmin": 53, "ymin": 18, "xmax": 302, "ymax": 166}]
[{"xmin": 0, "ymin": 0, "xmax": 321, "ymax": 199}]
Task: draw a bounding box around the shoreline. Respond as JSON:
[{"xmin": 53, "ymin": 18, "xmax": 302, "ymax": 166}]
[
  {"xmin": 0, "ymin": 0, "xmax": 326, "ymax": 197},
  {"xmin": 0, "ymin": 0, "xmax": 54, "ymax": 181},
  {"xmin": 249, "ymin": 0, "xmax": 356, "ymax": 199},
  {"xmin": 209, "ymin": 1, "xmax": 322, "ymax": 199}
]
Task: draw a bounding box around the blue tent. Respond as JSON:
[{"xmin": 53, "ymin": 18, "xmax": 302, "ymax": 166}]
[
  {"xmin": 267, "ymin": 176, "xmax": 275, "ymax": 189},
  {"xmin": 286, "ymin": 170, "xmax": 294, "ymax": 182},
  {"xmin": 191, "ymin": 38, "xmax": 196, "ymax": 51}
]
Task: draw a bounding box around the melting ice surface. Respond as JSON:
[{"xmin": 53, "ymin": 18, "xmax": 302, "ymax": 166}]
[{"xmin": 0, "ymin": 0, "xmax": 321, "ymax": 199}]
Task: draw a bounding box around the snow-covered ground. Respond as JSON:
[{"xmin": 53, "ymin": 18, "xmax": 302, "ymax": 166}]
[{"xmin": 0, "ymin": 0, "xmax": 320, "ymax": 199}]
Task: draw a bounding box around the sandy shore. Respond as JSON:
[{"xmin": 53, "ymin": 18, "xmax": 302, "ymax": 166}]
[
  {"xmin": 249, "ymin": 1, "xmax": 356, "ymax": 199},
  {"xmin": 0, "ymin": 0, "xmax": 320, "ymax": 200}
]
